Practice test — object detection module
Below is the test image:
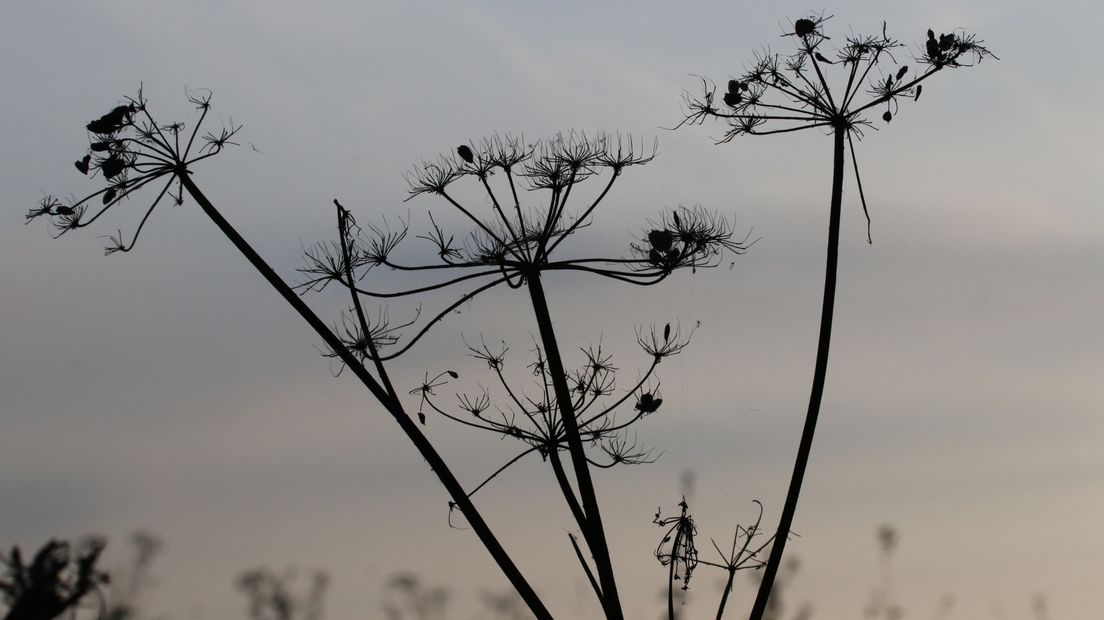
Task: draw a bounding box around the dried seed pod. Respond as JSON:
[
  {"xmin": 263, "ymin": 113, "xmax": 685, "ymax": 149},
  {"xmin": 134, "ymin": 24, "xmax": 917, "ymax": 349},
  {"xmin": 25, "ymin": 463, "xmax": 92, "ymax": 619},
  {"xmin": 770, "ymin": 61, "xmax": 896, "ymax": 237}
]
[
  {"xmin": 86, "ymin": 105, "xmax": 132, "ymax": 135},
  {"xmin": 74, "ymin": 155, "xmax": 91, "ymax": 175},
  {"xmin": 882, "ymin": 111, "xmax": 892, "ymax": 123},
  {"xmin": 86, "ymin": 118, "xmax": 112, "ymax": 135},
  {"xmin": 914, "ymin": 85, "xmax": 922, "ymax": 101},
  {"xmin": 723, "ymin": 91, "xmax": 742, "ymax": 107},
  {"xmin": 814, "ymin": 52, "xmax": 834, "ymax": 65},
  {"xmin": 896, "ymin": 65, "xmax": 908, "ymax": 80},
  {"xmin": 102, "ymin": 188, "xmax": 117, "ymax": 204},
  {"xmin": 55, "ymin": 205, "xmax": 75, "ymax": 216},
  {"xmin": 648, "ymin": 229, "xmax": 673, "ymax": 253},
  {"xmin": 456, "ymin": 145, "xmax": 474, "ymax": 163},
  {"xmin": 635, "ymin": 393, "xmax": 663, "ymax": 414},
  {"xmin": 926, "ymin": 38, "xmax": 941, "ymax": 59},
  {"xmin": 794, "ymin": 18, "xmax": 816, "ymax": 37},
  {"xmin": 100, "ymin": 156, "xmax": 126, "ymax": 180}
]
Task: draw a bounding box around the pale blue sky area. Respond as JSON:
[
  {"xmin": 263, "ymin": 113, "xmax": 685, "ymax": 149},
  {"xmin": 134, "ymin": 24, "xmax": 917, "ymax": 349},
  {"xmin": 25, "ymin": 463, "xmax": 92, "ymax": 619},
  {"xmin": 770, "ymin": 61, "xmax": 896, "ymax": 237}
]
[{"xmin": 2, "ymin": 1, "xmax": 1101, "ymax": 618}]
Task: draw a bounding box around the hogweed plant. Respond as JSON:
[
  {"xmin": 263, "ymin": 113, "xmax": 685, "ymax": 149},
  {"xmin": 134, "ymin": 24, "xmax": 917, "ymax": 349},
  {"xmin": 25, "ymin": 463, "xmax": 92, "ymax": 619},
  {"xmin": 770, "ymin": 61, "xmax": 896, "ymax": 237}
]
[
  {"xmin": 28, "ymin": 90, "xmax": 749, "ymax": 619},
  {"xmin": 675, "ymin": 15, "xmax": 993, "ymax": 619},
  {"xmin": 311, "ymin": 132, "xmax": 748, "ymax": 619}
]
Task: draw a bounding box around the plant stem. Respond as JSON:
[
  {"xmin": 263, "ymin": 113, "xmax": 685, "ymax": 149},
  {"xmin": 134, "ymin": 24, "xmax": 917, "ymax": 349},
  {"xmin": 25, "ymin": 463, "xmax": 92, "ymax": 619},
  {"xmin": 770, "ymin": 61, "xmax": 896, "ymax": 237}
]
[
  {"xmin": 748, "ymin": 125, "xmax": 846, "ymax": 620},
  {"xmin": 715, "ymin": 568, "xmax": 736, "ymax": 620},
  {"xmin": 549, "ymin": 448, "xmax": 590, "ymax": 539},
  {"xmin": 569, "ymin": 532, "xmax": 604, "ymax": 604},
  {"xmin": 335, "ymin": 201, "xmax": 399, "ymax": 401},
  {"xmin": 668, "ymin": 527, "xmax": 682, "ymax": 620},
  {"xmin": 177, "ymin": 172, "xmax": 552, "ymax": 620},
  {"xmin": 526, "ymin": 271, "xmax": 624, "ymax": 620}
]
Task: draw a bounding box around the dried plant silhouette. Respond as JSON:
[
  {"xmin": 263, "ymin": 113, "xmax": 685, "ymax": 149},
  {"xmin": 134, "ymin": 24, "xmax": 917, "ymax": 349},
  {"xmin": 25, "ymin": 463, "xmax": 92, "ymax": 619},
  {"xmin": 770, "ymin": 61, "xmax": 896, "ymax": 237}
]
[
  {"xmin": 323, "ymin": 144, "xmax": 749, "ymax": 619},
  {"xmin": 381, "ymin": 573, "xmax": 448, "ymax": 620},
  {"xmin": 102, "ymin": 531, "xmax": 162, "ymax": 620},
  {"xmin": 0, "ymin": 538, "xmax": 108, "ymax": 620},
  {"xmin": 863, "ymin": 525, "xmax": 901, "ymax": 620},
  {"xmin": 676, "ymin": 15, "xmax": 993, "ymax": 619},
  {"xmin": 25, "ymin": 15, "xmax": 995, "ymax": 620},
  {"xmin": 748, "ymin": 558, "xmax": 810, "ymax": 620},
  {"xmin": 237, "ymin": 567, "xmax": 329, "ymax": 620},
  {"xmin": 0, "ymin": 530, "xmax": 1053, "ymax": 619},
  {"xmin": 28, "ymin": 90, "xmax": 749, "ymax": 619},
  {"xmin": 378, "ymin": 572, "xmax": 557, "ymax": 620},
  {"xmin": 653, "ymin": 499, "xmax": 773, "ymax": 620}
]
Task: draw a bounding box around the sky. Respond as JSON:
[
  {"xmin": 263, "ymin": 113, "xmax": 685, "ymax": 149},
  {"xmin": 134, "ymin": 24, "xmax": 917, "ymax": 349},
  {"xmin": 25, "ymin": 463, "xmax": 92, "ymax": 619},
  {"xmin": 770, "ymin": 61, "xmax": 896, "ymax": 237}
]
[{"xmin": 2, "ymin": 1, "xmax": 1102, "ymax": 618}]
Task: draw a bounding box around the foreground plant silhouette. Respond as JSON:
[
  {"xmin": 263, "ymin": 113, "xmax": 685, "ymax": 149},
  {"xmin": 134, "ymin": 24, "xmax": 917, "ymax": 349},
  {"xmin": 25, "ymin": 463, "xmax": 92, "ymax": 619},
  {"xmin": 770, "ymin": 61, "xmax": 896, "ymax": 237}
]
[
  {"xmin": 29, "ymin": 88, "xmax": 748, "ymax": 618},
  {"xmin": 237, "ymin": 567, "xmax": 328, "ymax": 620},
  {"xmin": 677, "ymin": 15, "xmax": 993, "ymax": 618},
  {"xmin": 0, "ymin": 538, "xmax": 108, "ymax": 620}
]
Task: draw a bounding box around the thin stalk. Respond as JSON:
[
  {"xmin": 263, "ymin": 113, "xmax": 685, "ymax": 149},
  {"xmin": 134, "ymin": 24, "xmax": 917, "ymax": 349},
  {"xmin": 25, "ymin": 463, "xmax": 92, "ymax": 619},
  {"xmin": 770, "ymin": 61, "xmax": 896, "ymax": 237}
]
[
  {"xmin": 569, "ymin": 532, "xmax": 604, "ymax": 605},
  {"xmin": 667, "ymin": 526, "xmax": 684, "ymax": 620},
  {"xmin": 748, "ymin": 125, "xmax": 845, "ymax": 620},
  {"xmin": 335, "ymin": 201, "xmax": 398, "ymax": 401},
  {"xmin": 549, "ymin": 448, "xmax": 589, "ymax": 538},
  {"xmin": 177, "ymin": 171, "xmax": 552, "ymax": 620},
  {"xmin": 526, "ymin": 271, "xmax": 624, "ymax": 620},
  {"xmin": 715, "ymin": 568, "xmax": 736, "ymax": 620}
]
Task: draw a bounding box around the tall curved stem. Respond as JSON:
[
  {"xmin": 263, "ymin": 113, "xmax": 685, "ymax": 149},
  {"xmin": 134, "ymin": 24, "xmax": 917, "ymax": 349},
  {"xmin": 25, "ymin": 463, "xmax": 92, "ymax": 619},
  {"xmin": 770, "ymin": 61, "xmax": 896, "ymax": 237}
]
[{"xmin": 748, "ymin": 125, "xmax": 846, "ymax": 620}]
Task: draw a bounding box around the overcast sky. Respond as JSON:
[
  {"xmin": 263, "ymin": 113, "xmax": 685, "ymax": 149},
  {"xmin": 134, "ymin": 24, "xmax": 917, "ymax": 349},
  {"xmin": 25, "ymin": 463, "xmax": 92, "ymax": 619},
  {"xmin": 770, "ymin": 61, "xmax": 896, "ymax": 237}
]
[{"xmin": 2, "ymin": 1, "xmax": 1102, "ymax": 618}]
